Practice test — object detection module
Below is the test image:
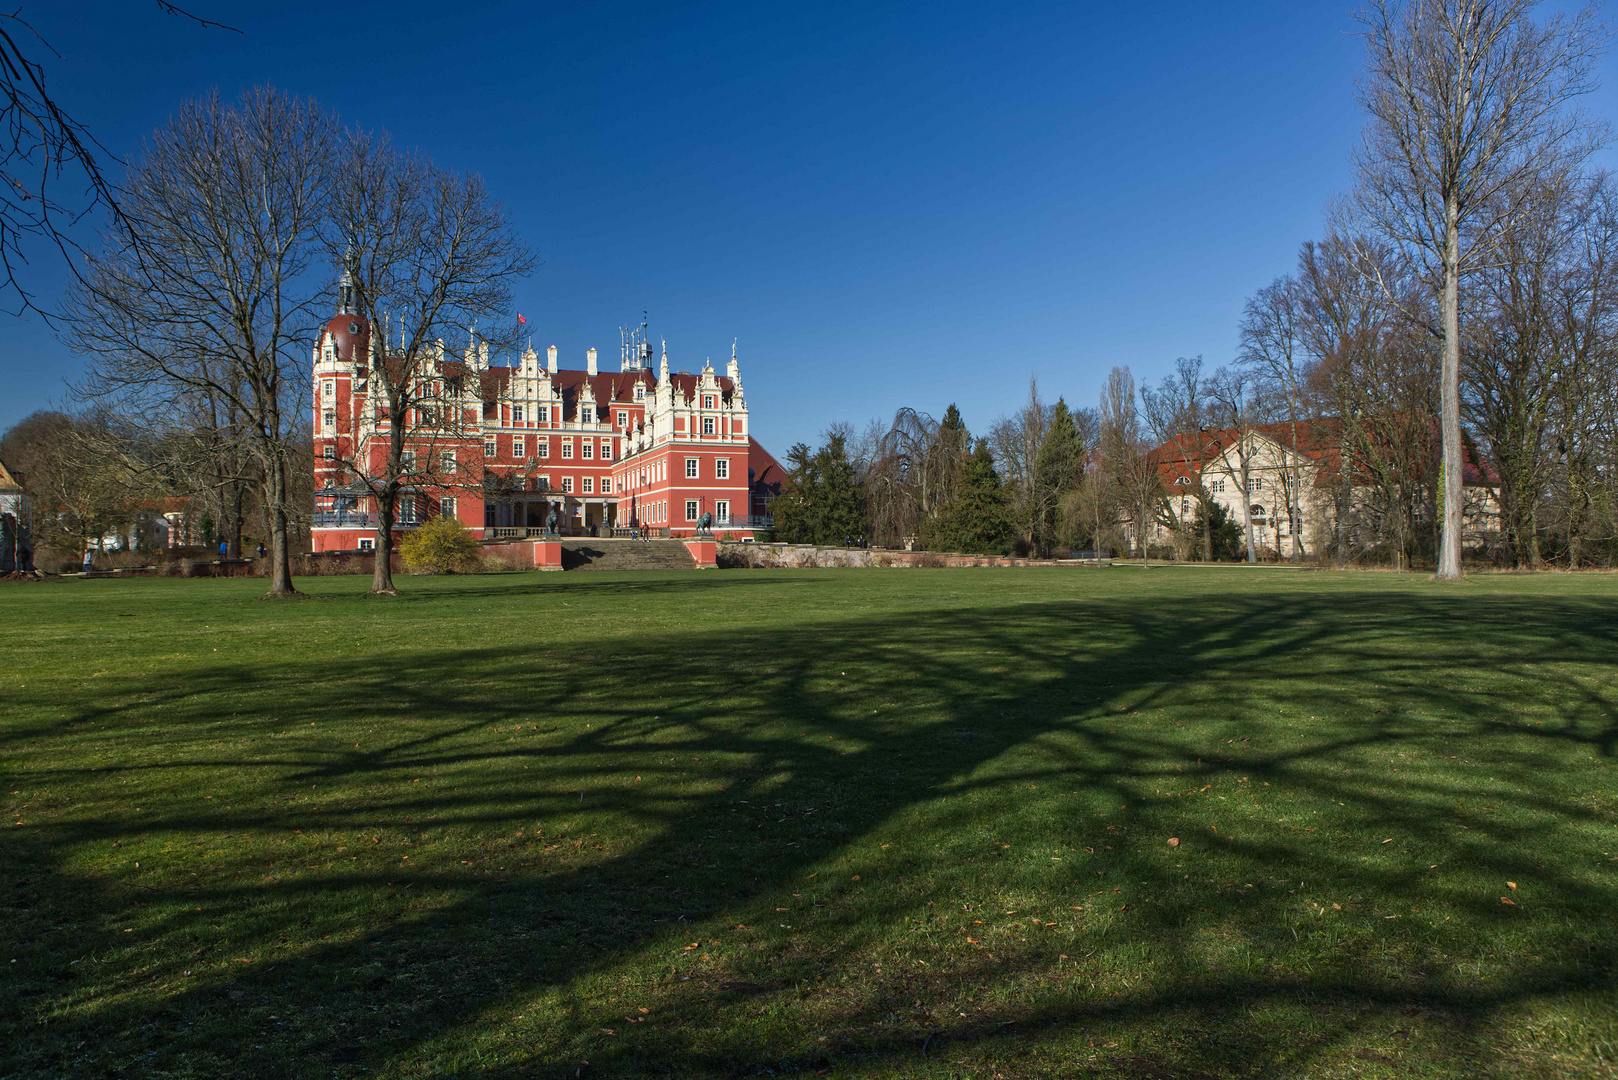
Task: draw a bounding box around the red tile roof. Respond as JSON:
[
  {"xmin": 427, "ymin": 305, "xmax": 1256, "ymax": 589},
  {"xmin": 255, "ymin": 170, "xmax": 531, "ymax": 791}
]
[{"xmin": 1145, "ymin": 418, "xmax": 1498, "ymax": 490}]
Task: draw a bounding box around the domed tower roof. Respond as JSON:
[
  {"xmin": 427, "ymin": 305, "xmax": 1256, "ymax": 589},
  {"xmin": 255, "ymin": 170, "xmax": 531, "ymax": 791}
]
[{"xmin": 321, "ymin": 314, "xmax": 370, "ymax": 366}]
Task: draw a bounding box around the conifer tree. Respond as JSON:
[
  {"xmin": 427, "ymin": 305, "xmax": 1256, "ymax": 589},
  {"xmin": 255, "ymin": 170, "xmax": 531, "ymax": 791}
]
[
  {"xmin": 926, "ymin": 440, "xmax": 1013, "ymax": 555},
  {"xmin": 812, "ymin": 432, "xmax": 867, "ymax": 544},
  {"xmin": 1033, "ymin": 397, "xmax": 1083, "ymax": 555},
  {"xmin": 771, "ymin": 442, "xmax": 817, "ymax": 544}
]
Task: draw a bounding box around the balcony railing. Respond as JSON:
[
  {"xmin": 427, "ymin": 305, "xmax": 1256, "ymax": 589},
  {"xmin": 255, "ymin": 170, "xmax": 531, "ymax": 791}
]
[{"xmin": 311, "ymin": 512, "xmax": 423, "ymax": 530}]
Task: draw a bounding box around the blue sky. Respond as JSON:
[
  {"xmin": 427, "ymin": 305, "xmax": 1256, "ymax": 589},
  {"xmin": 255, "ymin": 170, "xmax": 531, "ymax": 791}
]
[{"xmin": 4, "ymin": 1, "xmax": 1615, "ymax": 453}]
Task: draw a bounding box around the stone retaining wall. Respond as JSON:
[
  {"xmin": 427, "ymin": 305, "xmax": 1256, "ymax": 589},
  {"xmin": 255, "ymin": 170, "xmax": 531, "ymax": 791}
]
[{"xmin": 717, "ymin": 542, "xmax": 1078, "ymax": 570}]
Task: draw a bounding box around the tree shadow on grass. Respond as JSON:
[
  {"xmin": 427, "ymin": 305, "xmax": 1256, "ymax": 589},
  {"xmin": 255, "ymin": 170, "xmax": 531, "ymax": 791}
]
[{"xmin": 3, "ymin": 582, "xmax": 1617, "ymax": 1078}]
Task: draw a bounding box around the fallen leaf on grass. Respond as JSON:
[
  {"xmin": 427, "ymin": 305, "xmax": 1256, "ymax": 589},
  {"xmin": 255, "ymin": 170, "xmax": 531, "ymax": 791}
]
[
  {"xmin": 1507, "ymin": 881, "xmax": 1517, "ymax": 890},
  {"xmin": 1381, "ymin": 838, "xmax": 1394, "ymax": 845},
  {"xmin": 1167, "ymin": 837, "xmax": 1180, "ymax": 848},
  {"xmin": 1501, "ymin": 897, "xmax": 1516, "ymax": 906}
]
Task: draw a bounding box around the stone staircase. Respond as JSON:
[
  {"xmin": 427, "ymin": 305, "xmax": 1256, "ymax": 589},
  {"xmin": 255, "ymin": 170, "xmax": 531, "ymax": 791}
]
[{"xmin": 559, "ymin": 538, "xmax": 698, "ymax": 571}]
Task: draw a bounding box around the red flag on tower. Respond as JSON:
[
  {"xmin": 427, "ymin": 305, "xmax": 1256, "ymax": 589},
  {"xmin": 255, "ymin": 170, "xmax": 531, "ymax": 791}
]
[{"xmin": 517, "ymin": 313, "xmax": 526, "ymax": 324}]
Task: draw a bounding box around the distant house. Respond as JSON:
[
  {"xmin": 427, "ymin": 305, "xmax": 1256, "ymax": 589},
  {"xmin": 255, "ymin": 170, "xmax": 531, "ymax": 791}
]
[
  {"xmin": 0, "ymin": 457, "xmax": 27, "ymax": 521},
  {"xmin": 1135, "ymin": 419, "xmax": 1500, "ymax": 558}
]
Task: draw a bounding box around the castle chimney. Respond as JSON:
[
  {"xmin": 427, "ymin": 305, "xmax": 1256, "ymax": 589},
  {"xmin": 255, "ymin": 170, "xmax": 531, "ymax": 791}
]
[
  {"xmin": 546, "ymin": 345, "xmax": 557, "ymax": 374},
  {"xmin": 587, "ymin": 347, "xmax": 598, "ymax": 376}
]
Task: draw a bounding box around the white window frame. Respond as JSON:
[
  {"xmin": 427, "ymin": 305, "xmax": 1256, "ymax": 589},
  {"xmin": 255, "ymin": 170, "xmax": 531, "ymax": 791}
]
[
  {"xmin": 715, "ymin": 458, "xmax": 728, "ymax": 479},
  {"xmin": 322, "ymin": 444, "xmax": 335, "ymax": 460},
  {"xmin": 702, "ymin": 416, "xmax": 715, "ymax": 435},
  {"xmin": 582, "ymin": 442, "xmax": 593, "ymax": 459},
  {"xmin": 441, "ymin": 496, "xmax": 456, "ymax": 519},
  {"xmin": 538, "ymin": 406, "xmax": 549, "ymax": 423},
  {"xmin": 601, "ymin": 477, "xmax": 611, "ymax": 493},
  {"xmin": 358, "ymin": 537, "xmax": 375, "ymax": 551},
  {"xmin": 323, "ymin": 380, "xmax": 335, "ymax": 398},
  {"xmin": 685, "ymin": 499, "xmax": 699, "ymax": 521},
  {"xmin": 583, "ymin": 477, "xmax": 593, "ymax": 494},
  {"xmin": 562, "ymin": 441, "xmax": 573, "ymax": 459},
  {"xmin": 513, "ymin": 438, "xmax": 525, "ymax": 459},
  {"xmin": 484, "ymin": 439, "xmax": 497, "ymax": 459},
  {"xmin": 716, "ymin": 500, "xmax": 729, "ymax": 522},
  {"xmin": 561, "ymin": 477, "xmax": 573, "ymax": 493},
  {"xmin": 513, "ymin": 405, "xmax": 524, "ymax": 423},
  {"xmin": 440, "ymin": 450, "xmax": 456, "ymax": 472},
  {"xmin": 616, "ymin": 410, "xmax": 628, "ymax": 428},
  {"xmin": 685, "ymin": 457, "xmax": 698, "ymax": 479}
]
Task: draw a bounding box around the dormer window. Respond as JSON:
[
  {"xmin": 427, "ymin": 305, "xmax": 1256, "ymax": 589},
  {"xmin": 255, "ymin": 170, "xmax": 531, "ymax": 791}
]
[{"xmin": 634, "ymin": 386, "xmax": 645, "ymax": 402}]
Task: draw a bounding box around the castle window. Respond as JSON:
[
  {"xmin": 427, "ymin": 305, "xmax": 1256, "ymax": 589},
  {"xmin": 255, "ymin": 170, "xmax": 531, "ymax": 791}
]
[
  {"xmin": 582, "ymin": 442, "xmax": 593, "ymax": 459},
  {"xmin": 562, "ymin": 477, "xmax": 573, "ymax": 493},
  {"xmin": 582, "ymin": 477, "xmax": 593, "ymax": 494},
  {"xmin": 685, "ymin": 500, "xmax": 699, "ymax": 521},
  {"xmin": 715, "ymin": 458, "xmax": 728, "ymax": 479},
  {"xmin": 601, "ymin": 477, "xmax": 611, "ymax": 493},
  {"xmin": 702, "ymin": 417, "xmax": 715, "ymax": 435},
  {"xmin": 562, "ymin": 441, "xmax": 573, "ymax": 459},
  {"xmin": 484, "ymin": 439, "xmax": 497, "ymax": 459},
  {"xmin": 514, "ymin": 438, "xmax": 525, "ymax": 458},
  {"xmin": 617, "ymin": 410, "xmax": 627, "ymax": 428},
  {"xmin": 401, "ymin": 450, "xmax": 415, "ymax": 471},
  {"xmin": 440, "ymin": 450, "xmax": 456, "ymax": 473},
  {"xmin": 322, "ymin": 445, "xmax": 334, "ymax": 460},
  {"xmin": 538, "ymin": 439, "xmax": 549, "ymax": 458},
  {"xmin": 538, "ymin": 406, "xmax": 549, "ymax": 423},
  {"xmin": 324, "ymin": 381, "xmax": 334, "ymax": 398},
  {"xmin": 716, "ymin": 500, "xmax": 729, "ymax": 523},
  {"xmin": 323, "ymin": 410, "xmax": 335, "ymax": 431},
  {"xmin": 358, "ymin": 537, "xmax": 374, "ymax": 551},
  {"xmin": 513, "ymin": 406, "xmax": 524, "ymax": 423},
  {"xmin": 634, "ymin": 386, "xmax": 645, "ymax": 402},
  {"xmin": 703, "ymin": 395, "xmax": 715, "ymax": 409},
  {"xmin": 600, "ymin": 440, "xmax": 612, "ymax": 460},
  {"xmin": 441, "ymin": 497, "xmax": 456, "ymax": 519},
  {"xmin": 685, "ymin": 458, "xmax": 698, "ymax": 479}
]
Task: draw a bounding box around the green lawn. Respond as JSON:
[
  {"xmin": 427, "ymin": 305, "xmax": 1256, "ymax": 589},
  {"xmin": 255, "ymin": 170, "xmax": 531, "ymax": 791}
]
[{"xmin": 2, "ymin": 568, "xmax": 1616, "ymax": 1079}]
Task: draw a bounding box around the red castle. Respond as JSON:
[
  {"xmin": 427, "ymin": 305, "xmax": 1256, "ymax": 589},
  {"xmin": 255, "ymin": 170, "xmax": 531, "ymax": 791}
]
[{"xmin": 310, "ymin": 279, "xmax": 782, "ymax": 552}]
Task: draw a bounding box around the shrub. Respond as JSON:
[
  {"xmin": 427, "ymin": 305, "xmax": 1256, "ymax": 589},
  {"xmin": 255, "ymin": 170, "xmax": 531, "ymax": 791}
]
[{"xmin": 400, "ymin": 517, "xmax": 481, "ymax": 575}]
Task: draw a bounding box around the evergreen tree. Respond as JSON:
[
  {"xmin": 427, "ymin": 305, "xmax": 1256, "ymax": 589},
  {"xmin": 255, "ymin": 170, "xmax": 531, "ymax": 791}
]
[
  {"xmin": 771, "ymin": 442, "xmax": 817, "ymax": 544},
  {"xmin": 811, "ymin": 432, "xmax": 867, "ymax": 544},
  {"xmin": 925, "ymin": 440, "xmax": 1013, "ymax": 555},
  {"xmin": 1033, "ymin": 397, "xmax": 1083, "ymax": 554},
  {"xmin": 1201, "ymin": 497, "xmax": 1244, "ymax": 562}
]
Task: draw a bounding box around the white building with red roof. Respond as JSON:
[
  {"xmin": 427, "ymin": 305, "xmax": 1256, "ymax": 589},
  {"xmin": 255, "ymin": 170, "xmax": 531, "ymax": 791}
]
[{"xmin": 1136, "ymin": 419, "xmax": 1500, "ymax": 558}]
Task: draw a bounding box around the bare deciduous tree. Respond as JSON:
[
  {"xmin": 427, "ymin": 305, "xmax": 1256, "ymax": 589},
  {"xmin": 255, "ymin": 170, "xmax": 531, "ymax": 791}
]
[
  {"xmin": 0, "ymin": 4, "xmax": 237, "ymax": 315},
  {"xmin": 327, "ymin": 132, "xmax": 533, "ymax": 595},
  {"xmin": 67, "ymin": 88, "xmax": 340, "ymax": 596},
  {"xmin": 1351, "ymin": 0, "xmax": 1607, "ymax": 579}
]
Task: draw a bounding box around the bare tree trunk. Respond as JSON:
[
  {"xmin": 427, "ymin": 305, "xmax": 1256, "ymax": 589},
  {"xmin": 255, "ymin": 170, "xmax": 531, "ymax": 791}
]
[
  {"xmin": 1438, "ymin": 203, "xmax": 1465, "ymax": 580},
  {"xmin": 263, "ymin": 451, "xmax": 295, "ymax": 596}
]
